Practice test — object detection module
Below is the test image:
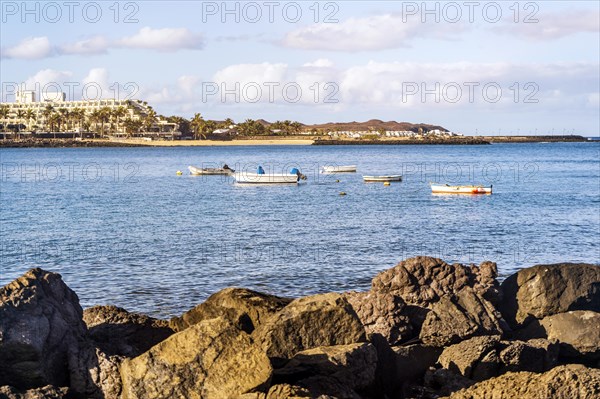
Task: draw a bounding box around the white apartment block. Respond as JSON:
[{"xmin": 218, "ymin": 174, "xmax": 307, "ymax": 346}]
[{"xmin": 1, "ymin": 91, "xmax": 178, "ymax": 136}]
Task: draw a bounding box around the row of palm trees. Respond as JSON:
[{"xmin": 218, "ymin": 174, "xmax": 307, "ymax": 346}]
[
  {"xmin": 0, "ymin": 103, "xmax": 159, "ymax": 138},
  {"xmin": 188, "ymin": 114, "xmax": 304, "ymax": 138},
  {"xmin": 0, "ymin": 102, "xmax": 309, "ymax": 139}
]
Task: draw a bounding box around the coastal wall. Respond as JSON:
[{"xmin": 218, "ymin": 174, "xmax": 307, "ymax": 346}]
[{"xmin": 1, "ymin": 257, "xmax": 599, "ymax": 398}]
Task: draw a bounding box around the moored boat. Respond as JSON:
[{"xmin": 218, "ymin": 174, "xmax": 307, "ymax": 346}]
[
  {"xmin": 188, "ymin": 165, "xmax": 234, "ymax": 175},
  {"xmin": 234, "ymin": 172, "xmax": 301, "ymax": 184},
  {"xmin": 234, "ymin": 166, "xmax": 306, "ymax": 184},
  {"xmin": 363, "ymin": 175, "xmax": 402, "ymax": 182},
  {"xmin": 430, "ymin": 183, "xmax": 492, "ymax": 194},
  {"xmin": 321, "ymin": 165, "xmax": 357, "ymax": 173}
]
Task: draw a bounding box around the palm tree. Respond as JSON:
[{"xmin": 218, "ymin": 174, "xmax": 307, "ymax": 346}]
[
  {"xmin": 0, "ymin": 105, "xmax": 10, "ymax": 133},
  {"xmin": 24, "ymin": 109, "xmax": 35, "ymax": 131},
  {"xmin": 98, "ymin": 107, "xmax": 112, "ymax": 137},
  {"xmin": 113, "ymin": 106, "xmax": 127, "ymax": 134},
  {"xmin": 190, "ymin": 113, "xmax": 206, "ymax": 140},
  {"xmin": 42, "ymin": 105, "xmax": 54, "ymax": 133},
  {"xmin": 143, "ymin": 109, "xmax": 157, "ymax": 133},
  {"xmin": 71, "ymin": 108, "xmax": 85, "ymax": 137},
  {"xmin": 58, "ymin": 108, "xmax": 69, "ymax": 133},
  {"xmin": 89, "ymin": 110, "xmax": 101, "ymax": 138}
]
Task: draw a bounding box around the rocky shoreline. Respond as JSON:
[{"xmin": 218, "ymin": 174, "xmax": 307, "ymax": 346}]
[
  {"xmin": 0, "ymin": 257, "xmax": 599, "ymax": 398},
  {"xmin": 313, "ymin": 138, "xmax": 491, "ymax": 145},
  {"xmin": 0, "ymin": 139, "xmax": 145, "ymax": 148}
]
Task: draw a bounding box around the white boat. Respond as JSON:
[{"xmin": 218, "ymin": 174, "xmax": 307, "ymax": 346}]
[
  {"xmin": 321, "ymin": 165, "xmax": 357, "ymax": 173},
  {"xmin": 363, "ymin": 175, "xmax": 402, "ymax": 182},
  {"xmin": 188, "ymin": 165, "xmax": 234, "ymax": 175},
  {"xmin": 233, "ymin": 172, "xmax": 301, "ymax": 184},
  {"xmin": 430, "ymin": 183, "xmax": 492, "ymax": 194}
]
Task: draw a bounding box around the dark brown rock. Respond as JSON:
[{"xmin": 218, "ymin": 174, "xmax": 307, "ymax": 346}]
[
  {"xmin": 424, "ymin": 368, "xmax": 474, "ymax": 397},
  {"xmin": 83, "ymin": 305, "xmax": 173, "ymax": 357},
  {"xmin": 445, "ymin": 364, "xmax": 600, "ymax": 399},
  {"xmin": 266, "ymin": 384, "xmax": 311, "ymax": 399},
  {"xmin": 0, "ymin": 385, "xmax": 69, "ymax": 399},
  {"xmin": 438, "ymin": 336, "xmax": 501, "ymax": 381},
  {"xmin": 371, "ymin": 256, "xmax": 500, "ymax": 307},
  {"xmin": 517, "ymin": 310, "xmax": 600, "ymax": 362},
  {"xmin": 499, "ymin": 339, "xmax": 559, "ymax": 373},
  {"xmin": 393, "ymin": 344, "xmax": 443, "ymax": 382},
  {"xmin": 419, "ymin": 288, "xmax": 505, "ymax": 347},
  {"xmin": 253, "ymin": 293, "xmax": 366, "ymax": 364},
  {"xmin": 170, "ymin": 287, "xmax": 292, "ymax": 333},
  {"xmin": 120, "ymin": 316, "xmax": 272, "ymax": 399},
  {"xmin": 499, "ymin": 263, "xmax": 600, "ymax": 328},
  {"xmin": 345, "ymin": 290, "xmax": 412, "ymax": 345},
  {"xmin": 274, "ymin": 343, "xmax": 377, "ymax": 396},
  {"xmin": 0, "ymin": 269, "xmax": 88, "ymax": 393}
]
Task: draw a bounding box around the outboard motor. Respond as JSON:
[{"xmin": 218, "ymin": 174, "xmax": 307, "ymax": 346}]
[{"xmin": 290, "ymin": 167, "xmax": 306, "ymax": 182}]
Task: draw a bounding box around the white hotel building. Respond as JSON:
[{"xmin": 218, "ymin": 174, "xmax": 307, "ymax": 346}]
[{"xmin": 0, "ymin": 91, "xmax": 178, "ymax": 137}]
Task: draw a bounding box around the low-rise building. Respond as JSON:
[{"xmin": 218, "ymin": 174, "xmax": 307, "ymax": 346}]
[{"xmin": 0, "ymin": 91, "xmax": 178, "ymax": 138}]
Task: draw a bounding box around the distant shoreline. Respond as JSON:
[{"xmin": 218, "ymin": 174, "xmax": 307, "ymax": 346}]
[{"xmin": 0, "ymin": 135, "xmax": 590, "ymax": 148}]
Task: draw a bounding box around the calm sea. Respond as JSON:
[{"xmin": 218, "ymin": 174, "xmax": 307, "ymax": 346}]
[{"xmin": 1, "ymin": 143, "xmax": 599, "ymax": 317}]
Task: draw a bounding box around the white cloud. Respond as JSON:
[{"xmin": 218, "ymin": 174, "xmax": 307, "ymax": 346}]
[
  {"xmin": 283, "ymin": 14, "xmax": 464, "ymax": 51},
  {"xmin": 60, "ymin": 36, "xmax": 110, "ymax": 55},
  {"xmin": 24, "ymin": 69, "xmax": 73, "ymax": 87},
  {"xmin": 214, "ymin": 62, "xmax": 289, "ymax": 87},
  {"xmin": 82, "ymin": 68, "xmax": 110, "ymax": 95},
  {"xmin": 496, "ymin": 9, "xmax": 600, "ymax": 40},
  {"xmin": 117, "ymin": 27, "xmax": 204, "ymax": 51},
  {"xmin": 1, "ymin": 37, "xmax": 52, "ymax": 59},
  {"xmin": 303, "ymin": 59, "xmax": 334, "ymax": 68}
]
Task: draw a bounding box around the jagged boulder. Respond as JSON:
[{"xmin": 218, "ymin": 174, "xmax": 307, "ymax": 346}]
[
  {"xmin": 439, "ymin": 335, "xmax": 559, "ymax": 383},
  {"xmin": 393, "ymin": 344, "xmax": 443, "ymax": 382},
  {"xmin": 439, "ymin": 336, "xmax": 501, "ymax": 381},
  {"xmin": 83, "ymin": 305, "xmax": 173, "ymax": 357},
  {"xmin": 266, "ymin": 384, "xmax": 311, "ymax": 398},
  {"xmin": 273, "ymin": 343, "xmax": 377, "ymax": 395},
  {"xmin": 424, "ymin": 368, "xmax": 475, "ymax": 398},
  {"xmin": 0, "ymin": 269, "xmax": 89, "ymax": 393},
  {"xmin": 345, "ymin": 290, "xmax": 412, "ymax": 345},
  {"xmin": 120, "ymin": 316, "xmax": 272, "ymax": 399},
  {"xmin": 517, "ymin": 310, "xmax": 600, "ymax": 362},
  {"xmin": 253, "ymin": 293, "xmax": 366, "ymax": 364},
  {"xmin": 0, "ymin": 385, "xmax": 69, "ymax": 398},
  {"xmin": 371, "ymin": 256, "xmax": 500, "ymax": 307},
  {"xmin": 72, "ymin": 347, "xmax": 123, "ymax": 399},
  {"xmin": 498, "ymin": 339, "xmax": 559, "ymax": 373},
  {"xmin": 445, "ymin": 364, "xmax": 600, "ymax": 399},
  {"xmin": 170, "ymin": 288, "xmax": 292, "ymax": 333},
  {"xmin": 419, "ymin": 288, "xmax": 505, "ymax": 347},
  {"xmin": 499, "ymin": 263, "xmax": 600, "ymax": 328}
]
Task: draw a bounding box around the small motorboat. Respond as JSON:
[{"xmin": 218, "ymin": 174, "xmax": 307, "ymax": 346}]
[
  {"xmin": 234, "ymin": 166, "xmax": 306, "ymax": 184},
  {"xmin": 430, "ymin": 183, "xmax": 492, "ymax": 194},
  {"xmin": 188, "ymin": 165, "xmax": 234, "ymax": 175},
  {"xmin": 321, "ymin": 165, "xmax": 357, "ymax": 173},
  {"xmin": 363, "ymin": 175, "xmax": 402, "ymax": 182}
]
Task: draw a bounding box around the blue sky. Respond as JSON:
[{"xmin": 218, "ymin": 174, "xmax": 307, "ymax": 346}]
[{"xmin": 1, "ymin": 1, "xmax": 598, "ymax": 135}]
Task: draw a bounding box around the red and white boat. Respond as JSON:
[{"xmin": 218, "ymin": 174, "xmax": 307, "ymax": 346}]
[{"xmin": 430, "ymin": 183, "xmax": 492, "ymax": 194}]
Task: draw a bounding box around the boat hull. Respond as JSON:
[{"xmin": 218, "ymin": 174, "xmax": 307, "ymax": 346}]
[
  {"xmin": 234, "ymin": 172, "xmax": 299, "ymax": 184},
  {"xmin": 431, "ymin": 184, "xmax": 492, "ymax": 194},
  {"xmin": 321, "ymin": 165, "xmax": 357, "ymax": 173},
  {"xmin": 188, "ymin": 165, "xmax": 233, "ymax": 175},
  {"xmin": 363, "ymin": 175, "xmax": 402, "ymax": 182}
]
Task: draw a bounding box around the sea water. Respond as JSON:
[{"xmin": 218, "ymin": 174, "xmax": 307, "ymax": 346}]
[{"xmin": 1, "ymin": 142, "xmax": 598, "ymax": 317}]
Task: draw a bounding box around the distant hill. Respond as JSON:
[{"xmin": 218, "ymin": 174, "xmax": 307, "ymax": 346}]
[
  {"xmin": 215, "ymin": 118, "xmax": 448, "ymax": 133},
  {"xmin": 303, "ymin": 119, "xmax": 448, "ymax": 132}
]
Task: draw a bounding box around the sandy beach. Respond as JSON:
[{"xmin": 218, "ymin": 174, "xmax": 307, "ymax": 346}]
[{"xmin": 108, "ymin": 138, "xmax": 315, "ymax": 146}]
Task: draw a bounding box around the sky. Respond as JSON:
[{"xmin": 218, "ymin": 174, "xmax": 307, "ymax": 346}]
[{"xmin": 0, "ymin": 0, "xmax": 599, "ymax": 135}]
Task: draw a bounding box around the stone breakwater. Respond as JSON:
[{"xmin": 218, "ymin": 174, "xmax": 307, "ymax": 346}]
[{"xmin": 0, "ymin": 257, "xmax": 599, "ymax": 399}]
